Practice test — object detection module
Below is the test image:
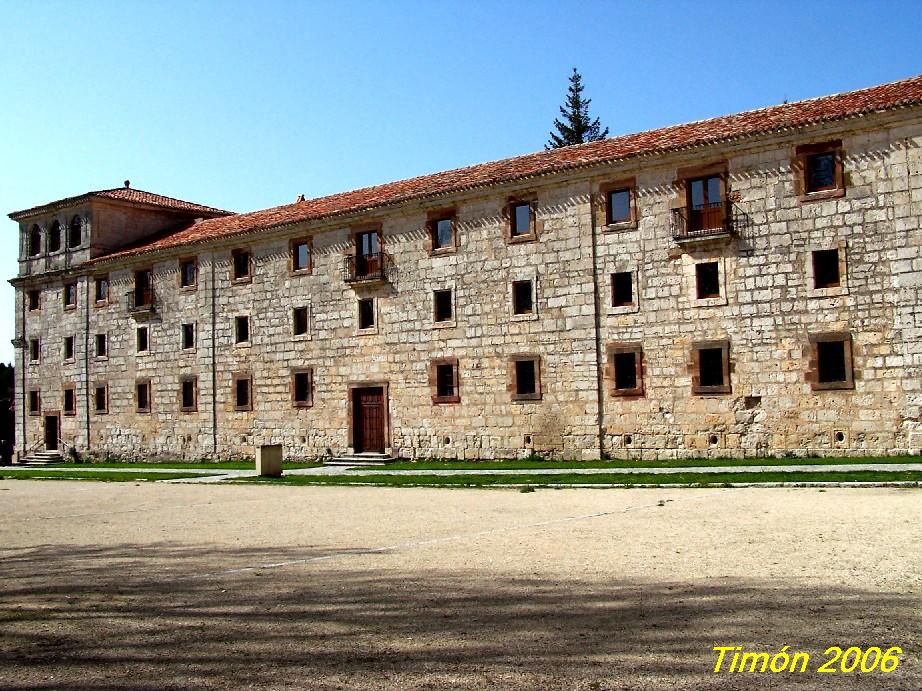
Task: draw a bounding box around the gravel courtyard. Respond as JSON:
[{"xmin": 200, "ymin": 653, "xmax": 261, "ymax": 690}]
[{"xmin": 0, "ymin": 480, "xmax": 919, "ymax": 690}]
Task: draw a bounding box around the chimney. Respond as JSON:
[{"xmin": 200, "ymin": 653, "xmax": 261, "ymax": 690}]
[{"xmin": 124, "ymin": 180, "xmax": 131, "ymax": 189}]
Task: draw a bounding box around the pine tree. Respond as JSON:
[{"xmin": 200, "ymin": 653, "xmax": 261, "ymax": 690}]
[{"xmin": 546, "ymin": 68, "xmax": 609, "ymax": 149}]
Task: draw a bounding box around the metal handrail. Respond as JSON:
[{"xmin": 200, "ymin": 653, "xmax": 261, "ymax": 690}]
[
  {"xmin": 343, "ymin": 252, "xmax": 391, "ymax": 283},
  {"xmin": 125, "ymin": 288, "xmax": 156, "ymax": 311},
  {"xmin": 671, "ymin": 200, "xmax": 734, "ymax": 239}
]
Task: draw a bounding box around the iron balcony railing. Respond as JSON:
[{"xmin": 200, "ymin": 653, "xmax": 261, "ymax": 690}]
[
  {"xmin": 671, "ymin": 200, "xmax": 734, "ymax": 240},
  {"xmin": 343, "ymin": 252, "xmax": 392, "ymax": 283},
  {"xmin": 125, "ymin": 288, "xmax": 156, "ymax": 313}
]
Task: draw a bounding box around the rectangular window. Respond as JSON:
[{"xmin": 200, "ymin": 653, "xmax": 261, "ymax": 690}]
[
  {"xmin": 63, "ymin": 282, "xmax": 77, "ymax": 309},
  {"xmin": 796, "ymin": 141, "xmax": 845, "ymax": 200},
  {"xmin": 512, "ymin": 280, "xmax": 533, "ymax": 315},
  {"xmin": 180, "ymin": 377, "xmax": 198, "ymax": 412},
  {"xmin": 357, "ymin": 298, "xmax": 375, "ymax": 330},
  {"xmin": 63, "ymin": 336, "xmax": 75, "ymax": 361},
  {"xmin": 29, "ymin": 339, "xmax": 40, "ymax": 363},
  {"xmin": 136, "ymin": 380, "xmax": 151, "ymax": 413},
  {"xmin": 806, "ymin": 152, "xmax": 837, "ymax": 192},
  {"xmin": 95, "ymin": 334, "xmax": 107, "ymax": 358},
  {"xmin": 606, "ymin": 188, "xmax": 632, "ymax": 225},
  {"xmin": 695, "ymin": 262, "xmax": 720, "ymax": 299},
  {"xmin": 136, "ymin": 326, "xmax": 149, "ymax": 353},
  {"xmin": 692, "ymin": 340, "xmax": 731, "ymax": 394},
  {"xmin": 48, "ymin": 222, "xmax": 61, "ymax": 253},
  {"xmin": 182, "ymin": 323, "xmax": 195, "ymax": 350},
  {"xmin": 94, "ymin": 275, "xmax": 109, "ymax": 304},
  {"xmin": 27, "ymin": 290, "xmax": 40, "ymax": 311},
  {"xmin": 433, "ymin": 289, "xmax": 453, "ymax": 322},
  {"xmin": 291, "ymin": 369, "xmax": 313, "ymax": 407},
  {"xmin": 607, "ymin": 343, "xmax": 644, "ymax": 396},
  {"xmin": 431, "ymin": 217, "xmax": 454, "ymax": 251},
  {"xmin": 812, "ymin": 249, "xmax": 840, "ymax": 289},
  {"xmin": 510, "ymin": 201, "xmax": 534, "ymax": 238},
  {"xmin": 68, "ymin": 217, "xmax": 82, "ymax": 249},
  {"xmin": 233, "ymin": 373, "xmax": 252, "ymax": 411},
  {"xmin": 292, "ymin": 307, "xmax": 309, "ymax": 336},
  {"xmin": 63, "ymin": 386, "xmax": 76, "ymax": 416},
  {"xmin": 28, "ymin": 389, "xmax": 40, "ymax": 415},
  {"xmin": 810, "ymin": 333, "xmax": 854, "ymax": 391},
  {"xmin": 180, "ymin": 258, "xmax": 197, "ymax": 288},
  {"xmin": 232, "ymin": 249, "xmax": 251, "ymax": 281},
  {"xmin": 611, "ymin": 272, "xmax": 634, "ymax": 307},
  {"xmin": 430, "ymin": 357, "xmax": 460, "ymax": 404},
  {"xmin": 291, "ymin": 239, "xmax": 311, "ymax": 273},
  {"xmin": 511, "ymin": 357, "xmax": 541, "ymax": 400},
  {"xmin": 683, "ymin": 172, "xmax": 726, "ymax": 234},
  {"xmin": 235, "ymin": 316, "xmax": 250, "ymax": 344},
  {"xmin": 94, "ymin": 384, "xmax": 108, "ymax": 414},
  {"xmin": 133, "ymin": 270, "xmax": 153, "ymax": 308}
]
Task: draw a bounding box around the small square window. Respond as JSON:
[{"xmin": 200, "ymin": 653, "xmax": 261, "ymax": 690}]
[
  {"xmin": 95, "ymin": 334, "xmax": 107, "ymax": 358},
  {"xmin": 692, "ymin": 340, "xmax": 731, "ymax": 395},
  {"xmin": 27, "ymin": 290, "xmax": 40, "ymax": 311},
  {"xmin": 180, "ymin": 259, "xmax": 198, "ymax": 288},
  {"xmin": 358, "ymin": 298, "xmax": 375, "ymax": 330},
  {"xmin": 695, "ymin": 262, "xmax": 720, "ymax": 299},
  {"xmin": 812, "ymin": 249, "xmax": 840, "ymax": 289},
  {"xmin": 293, "ymin": 307, "xmax": 309, "ymax": 336},
  {"xmin": 430, "ymin": 358, "xmax": 460, "ymax": 404},
  {"xmin": 796, "ymin": 141, "xmax": 844, "ymax": 200},
  {"xmin": 63, "ymin": 386, "xmax": 76, "ymax": 416},
  {"xmin": 607, "ymin": 188, "xmax": 631, "ymax": 224},
  {"xmin": 63, "ymin": 282, "xmax": 77, "ymax": 309},
  {"xmin": 136, "ymin": 327, "xmax": 149, "ymax": 353},
  {"xmin": 182, "ymin": 323, "xmax": 196, "ymax": 350},
  {"xmin": 512, "ymin": 280, "xmax": 533, "ymax": 315},
  {"xmin": 511, "ymin": 357, "xmax": 541, "ymax": 400},
  {"xmin": 29, "ymin": 339, "xmax": 40, "ymax": 363},
  {"xmin": 611, "ymin": 272, "xmax": 634, "ymax": 307},
  {"xmin": 292, "ymin": 369, "xmax": 313, "ymax": 407},
  {"xmin": 607, "ymin": 343, "xmax": 644, "ymax": 397},
  {"xmin": 63, "ymin": 336, "xmax": 75, "ymax": 361},
  {"xmin": 94, "ymin": 384, "xmax": 108, "ymax": 414},
  {"xmin": 806, "ymin": 152, "xmax": 837, "ymax": 193},
  {"xmin": 291, "ymin": 240, "xmax": 311, "ymax": 272},
  {"xmin": 810, "ymin": 333, "xmax": 854, "ymax": 391},
  {"xmin": 433, "ymin": 289, "xmax": 453, "ymax": 323},
  {"xmin": 94, "ymin": 276, "xmax": 109, "ymax": 304},
  {"xmin": 235, "ymin": 316, "xmax": 250, "ymax": 344},
  {"xmin": 232, "ymin": 250, "xmax": 251, "ymax": 281},
  {"xmin": 233, "ymin": 373, "xmax": 252, "ymax": 411},
  {"xmin": 136, "ymin": 380, "xmax": 151, "ymax": 413},
  {"xmin": 180, "ymin": 377, "xmax": 197, "ymax": 412},
  {"xmin": 511, "ymin": 202, "xmax": 533, "ymax": 237},
  {"xmin": 28, "ymin": 389, "xmax": 41, "ymax": 415},
  {"xmin": 430, "ymin": 217, "xmax": 455, "ymax": 251}
]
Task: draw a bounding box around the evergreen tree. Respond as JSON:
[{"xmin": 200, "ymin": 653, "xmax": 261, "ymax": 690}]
[{"xmin": 546, "ymin": 68, "xmax": 609, "ymax": 149}]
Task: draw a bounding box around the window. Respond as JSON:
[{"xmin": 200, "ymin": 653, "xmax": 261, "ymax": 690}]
[
  {"xmin": 182, "ymin": 323, "xmax": 195, "ymax": 350},
  {"xmin": 510, "ymin": 355, "xmax": 542, "ymax": 401},
  {"xmin": 233, "ymin": 373, "xmax": 252, "ymax": 411},
  {"xmin": 796, "ymin": 141, "xmax": 844, "ymax": 200},
  {"xmin": 63, "ymin": 386, "xmax": 76, "ymax": 416},
  {"xmin": 292, "ymin": 307, "xmax": 309, "ymax": 336},
  {"xmin": 357, "ymin": 298, "xmax": 375, "ymax": 330},
  {"xmin": 691, "ymin": 340, "xmax": 731, "ymax": 395},
  {"xmin": 433, "ymin": 289, "xmax": 453, "ymax": 323},
  {"xmin": 291, "ymin": 368, "xmax": 313, "ymax": 407},
  {"xmin": 136, "ymin": 380, "xmax": 151, "ymax": 413},
  {"xmin": 67, "ymin": 215, "xmax": 82, "ymax": 249},
  {"xmin": 180, "ymin": 377, "xmax": 198, "ymax": 412},
  {"xmin": 695, "ymin": 262, "xmax": 720, "ymax": 299},
  {"xmin": 606, "ymin": 343, "xmax": 644, "ymax": 397},
  {"xmin": 28, "ymin": 389, "xmax": 40, "ymax": 415},
  {"xmin": 29, "ymin": 339, "xmax": 40, "ymax": 363},
  {"xmin": 95, "ymin": 334, "xmax": 107, "ymax": 358},
  {"xmin": 509, "ymin": 200, "xmax": 535, "ymax": 240},
  {"xmin": 94, "ymin": 384, "xmax": 108, "ymax": 414},
  {"xmin": 430, "ymin": 358, "xmax": 460, "ymax": 404},
  {"xmin": 133, "ymin": 270, "xmax": 153, "ymax": 308},
  {"xmin": 291, "ymin": 239, "xmax": 312, "ymax": 273},
  {"xmin": 63, "ymin": 282, "xmax": 77, "ymax": 309},
  {"xmin": 512, "ymin": 280, "xmax": 533, "ymax": 315},
  {"xmin": 28, "ymin": 225, "xmax": 41, "ymax": 257},
  {"xmin": 427, "ymin": 211, "xmax": 456, "ymax": 253},
  {"xmin": 180, "ymin": 259, "xmax": 197, "ymax": 288},
  {"xmin": 235, "ymin": 316, "xmax": 250, "ymax": 344},
  {"xmin": 232, "ymin": 249, "xmax": 251, "ymax": 281},
  {"xmin": 94, "ymin": 275, "xmax": 109, "ymax": 304},
  {"xmin": 812, "ymin": 249, "xmax": 840, "ymax": 289},
  {"xmin": 27, "ymin": 290, "xmax": 40, "ymax": 311},
  {"xmin": 809, "ymin": 333, "xmax": 854, "ymax": 391},
  {"xmin": 136, "ymin": 326, "xmax": 149, "ymax": 353},
  {"xmin": 687, "ymin": 174, "xmax": 725, "ymax": 233},
  {"xmin": 63, "ymin": 336, "xmax": 75, "ymax": 361},
  {"xmin": 352, "ymin": 229, "xmax": 383, "ymax": 280},
  {"xmin": 611, "ymin": 272, "xmax": 634, "ymax": 307},
  {"xmin": 48, "ymin": 220, "xmax": 62, "ymax": 253}
]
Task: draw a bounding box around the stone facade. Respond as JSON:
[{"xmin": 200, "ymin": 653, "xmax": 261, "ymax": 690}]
[{"xmin": 10, "ymin": 82, "xmax": 922, "ymax": 461}]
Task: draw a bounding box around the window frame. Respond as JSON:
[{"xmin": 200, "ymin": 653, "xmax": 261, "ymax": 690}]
[
  {"xmin": 432, "ymin": 288, "xmax": 454, "ymax": 325},
  {"xmin": 63, "ymin": 335, "xmax": 75, "ymax": 362},
  {"xmin": 806, "ymin": 243, "xmax": 849, "ymax": 297},
  {"xmin": 505, "ymin": 196, "xmax": 539, "ymax": 243},
  {"xmin": 94, "ymin": 275, "xmax": 109, "ymax": 306},
  {"xmin": 47, "ymin": 220, "xmax": 62, "ymax": 254},
  {"xmin": 690, "ymin": 339, "xmax": 732, "ymax": 395},
  {"xmin": 63, "ymin": 282, "xmax": 78, "ymax": 310},
  {"xmin": 234, "ymin": 315, "xmax": 250, "ymax": 345},
  {"xmin": 179, "ymin": 258, "xmax": 198, "ymax": 289},
  {"xmin": 27, "ymin": 289, "xmax": 40, "ymax": 311},
  {"xmin": 95, "ymin": 333, "xmax": 108, "ymax": 359},
  {"xmin": 179, "ymin": 376, "xmax": 198, "ymax": 412},
  {"xmin": 610, "ymin": 271, "xmax": 635, "ymax": 308},
  {"xmin": 425, "ymin": 208, "xmax": 458, "ymax": 255},
  {"xmin": 600, "ymin": 179, "xmax": 637, "ymax": 229},
  {"xmin": 181, "ymin": 323, "xmax": 196, "ymax": 351},
  {"xmin": 93, "ymin": 383, "xmax": 109, "ymax": 415},
  {"xmin": 795, "ymin": 140, "xmax": 845, "ymax": 202},
  {"xmin": 292, "ymin": 306, "xmax": 310, "ymax": 338},
  {"xmin": 508, "ymin": 354, "xmax": 542, "ymax": 402},
  {"xmin": 136, "ymin": 326, "xmax": 149, "ymax": 354},
  {"xmin": 808, "ymin": 332, "xmax": 855, "ymax": 391},
  {"xmin": 356, "ymin": 297, "xmax": 377, "ymax": 333},
  {"xmin": 28, "ymin": 224, "xmax": 42, "ymax": 258},
  {"xmin": 605, "ymin": 342, "xmax": 644, "ymax": 397},
  {"xmin": 511, "ymin": 279, "xmax": 534, "ymax": 317},
  {"xmin": 290, "ymin": 368, "xmax": 314, "ymax": 408},
  {"xmin": 430, "ymin": 357, "xmax": 461, "ymax": 404},
  {"xmin": 67, "ymin": 215, "xmax": 83, "ymax": 249},
  {"xmin": 28, "ymin": 389, "xmax": 41, "ymax": 416},
  {"xmin": 231, "ymin": 248, "xmax": 253, "ymax": 283},
  {"xmin": 232, "ymin": 372, "xmax": 253, "ymax": 412},
  {"xmin": 290, "ymin": 238, "xmax": 313, "ymax": 275},
  {"xmin": 135, "ymin": 379, "xmax": 152, "ymax": 414},
  {"xmin": 29, "ymin": 338, "xmax": 40, "ymax": 364},
  {"xmin": 63, "ymin": 384, "xmax": 77, "ymax": 416}
]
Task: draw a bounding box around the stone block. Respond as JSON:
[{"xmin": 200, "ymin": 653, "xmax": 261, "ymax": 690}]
[{"xmin": 256, "ymin": 444, "xmax": 283, "ymax": 477}]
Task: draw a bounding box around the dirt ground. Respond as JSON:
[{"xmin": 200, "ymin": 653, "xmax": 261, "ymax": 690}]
[{"xmin": 0, "ymin": 481, "xmax": 919, "ymax": 690}]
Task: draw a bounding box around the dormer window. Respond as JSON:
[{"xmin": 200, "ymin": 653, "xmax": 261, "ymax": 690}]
[
  {"xmin": 48, "ymin": 220, "xmax": 62, "ymax": 253},
  {"xmin": 67, "ymin": 215, "xmax": 82, "ymax": 249}
]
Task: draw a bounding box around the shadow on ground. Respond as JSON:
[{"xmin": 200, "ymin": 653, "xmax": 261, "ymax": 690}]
[{"xmin": 0, "ymin": 542, "xmax": 918, "ymax": 690}]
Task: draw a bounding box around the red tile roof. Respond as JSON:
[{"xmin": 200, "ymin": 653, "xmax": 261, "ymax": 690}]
[
  {"xmin": 90, "ymin": 73, "xmax": 922, "ymax": 264},
  {"xmin": 9, "ymin": 186, "xmax": 231, "ymax": 221}
]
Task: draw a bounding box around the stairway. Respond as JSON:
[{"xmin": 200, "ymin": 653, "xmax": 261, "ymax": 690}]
[
  {"xmin": 327, "ymin": 452, "xmax": 394, "ymax": 466},
  {"xmin": 18, "ymin": 450, "xmax": 65, "ymax": 466}
]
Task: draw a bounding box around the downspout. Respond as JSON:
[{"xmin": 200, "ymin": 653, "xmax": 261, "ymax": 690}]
[
  {"xmin": 19, "ymin": 288, "xmax": 27, "ymax": 455},
  {"xmin": 588, "ymin": 190, "xmax": 606, "ymax": 458},
  {"xmin": 210, "ymin": 256, "xmax": 218, "ymax": 457},
  {"xmin": 84, "ymin": 276, "xmax": 91, "ymax": 452}
]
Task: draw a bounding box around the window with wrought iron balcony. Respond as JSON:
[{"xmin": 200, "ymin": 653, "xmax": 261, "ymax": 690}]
[{"xmin": 672, "ymin": 173, "xmax": 734, "ymax": 242}]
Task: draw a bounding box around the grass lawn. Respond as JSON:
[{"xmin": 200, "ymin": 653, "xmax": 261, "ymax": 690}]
[
  {"xmin": 370, "ymin": 455, "xmax": 921, "ymax": 471},
  {"xmin": 0, "ymin": 469, "xmax": 210, "ymax": 482},
  {"xmin": 232, "ymin": 470, "xmax": 922, "ymax": 488},
  {"xmin": 38, "ymin": 461, "xmax": 323, "ymax": 470}
]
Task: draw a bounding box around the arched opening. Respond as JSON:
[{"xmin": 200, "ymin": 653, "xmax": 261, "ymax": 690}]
[
  {"xmin": 47, "ymin": 220, "xmax": 62, "ymax": 253},
  {"xmin": 68, "ymin": 215, "xmax": 82, "ymax": 249},
  {"xmin": 28, "ymin": 225, "xmax": 41, "ymax": 257}
]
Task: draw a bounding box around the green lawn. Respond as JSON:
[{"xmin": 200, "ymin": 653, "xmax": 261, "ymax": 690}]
[
  {"xmin": 232, "ymin": 470, "xmax": 922, "ymax": 488},
  {"xmin": 0, "ymin": 469, "xmax": 210, "ymax": 482},
  {"xmin": 39, "ymin": 461, "xmax": 323, "ymax": 470}
]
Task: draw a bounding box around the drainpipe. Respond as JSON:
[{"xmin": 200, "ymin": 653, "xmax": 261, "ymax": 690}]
[
  {"xmin": 19, "ymin": 287, "xmax": 26, "ymax": 456},
  {"xmin": 84, "ymin": 276, "xmax": 91, "ymax": 452},
  {"xmin": 588, "ymin": 190, "xmax": 606, "ymax": 458},
  {"xmin": 210, "ymin": 255, "xmax": 218, "ymax": 457}
]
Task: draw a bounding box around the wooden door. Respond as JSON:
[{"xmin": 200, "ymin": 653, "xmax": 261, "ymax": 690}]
[
  {"xmin": 355, "ymin": 231, "xmax": 380, "ymax": 277},
  {"xmin": 44, "ymin": 415, "xmax": 59, "ymax": 451},
  {"xmin": 688, "ymin": 175, "xmax": 723, "ymax": 232},
  {"xmin": 353, "ymin": 387, "xmax": 385, "ymax": 452}
]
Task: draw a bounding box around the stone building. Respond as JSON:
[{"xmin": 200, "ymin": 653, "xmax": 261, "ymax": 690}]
[{"xmin": 9, "ymin": 75, "xmax": 922, "ymax": 462}]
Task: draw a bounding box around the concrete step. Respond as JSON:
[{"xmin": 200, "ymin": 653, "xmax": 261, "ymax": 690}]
[
  {"xmin": 327, "ymin": 453, "xmax": 393, "ymax": 466},
  {"xmin": 19, "ymin": 450, "xmax": 65, "ymax": 467}
]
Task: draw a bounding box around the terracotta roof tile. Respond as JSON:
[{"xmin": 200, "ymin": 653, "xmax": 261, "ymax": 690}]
[
  {"xmin": 93, "ymin": 73, "xmax": 922, "ymax": 264},
  {"xmin": 9, "ymin": 187, "xmax": 231, "ymax": 221}
]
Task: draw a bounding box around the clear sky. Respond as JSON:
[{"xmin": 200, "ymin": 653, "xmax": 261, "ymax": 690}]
[{"xmin": 1, "ymin": 0, "xmax": 920, "ymax": 363}]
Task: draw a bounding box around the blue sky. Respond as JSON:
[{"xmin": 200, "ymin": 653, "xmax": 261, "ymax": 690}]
[{"xmin": 1, "ymin": 0, "xmax": 920, "ymax": 363}]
